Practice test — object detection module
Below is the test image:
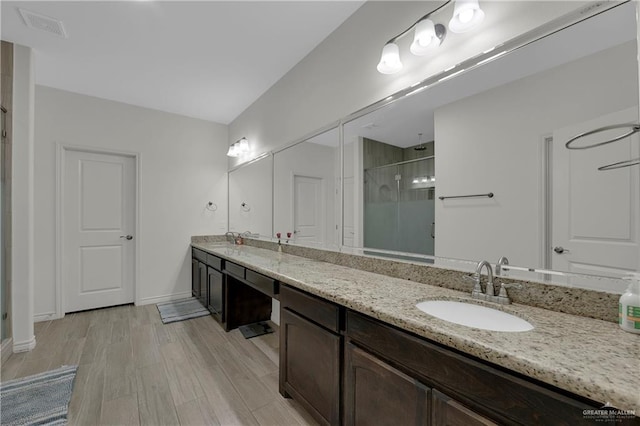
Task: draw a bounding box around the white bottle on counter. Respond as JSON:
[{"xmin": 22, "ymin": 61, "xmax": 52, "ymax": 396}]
[{"xmin": 619, "ymin": 272, "xmax": 640, "ymax": 334}]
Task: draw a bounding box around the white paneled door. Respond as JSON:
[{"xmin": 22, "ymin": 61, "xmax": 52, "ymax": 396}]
[
  {"xmin": 552, "ymin": 107, "xmax": 639, "ymax": 278},
  {"xmin": 63, "ymin": 149, "xmax": 136, "ymax": 312},
  {"xmin": 293, "ymin": 174, "xmax": 324, "ymax": 245}
]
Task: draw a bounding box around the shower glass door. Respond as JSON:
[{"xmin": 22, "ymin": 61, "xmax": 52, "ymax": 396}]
[{"xmin": 364, "ymin": 157, "xmax": 435, "ymax": 256}]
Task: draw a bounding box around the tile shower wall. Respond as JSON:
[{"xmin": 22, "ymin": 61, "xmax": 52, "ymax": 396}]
[{"xmin": 363, "ymin": 138, "xmax": 435, "ymax": 255}]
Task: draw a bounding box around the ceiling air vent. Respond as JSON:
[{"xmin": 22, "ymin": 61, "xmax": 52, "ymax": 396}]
[{"xmin": 18, "ymin": 8, "xmax": 67, "ymax": 38}]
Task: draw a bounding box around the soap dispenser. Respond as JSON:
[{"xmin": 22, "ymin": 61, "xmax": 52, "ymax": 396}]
[{"xmin": 619, "ymin": 272, "xmax": 640, "ymax": 334}]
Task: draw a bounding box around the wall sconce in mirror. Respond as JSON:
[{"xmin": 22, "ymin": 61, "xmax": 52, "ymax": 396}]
[
  {"xmin": 377, "ymin": 0, "xmax": 484, "ymax": 74},
  {"xmin": 226, "ymin": 137, "xmax": 250, "ymax": 157}
]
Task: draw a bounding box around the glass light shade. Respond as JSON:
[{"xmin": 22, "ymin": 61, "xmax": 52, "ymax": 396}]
[
  {"xmin": 410, "ymin": 19, "xmax": 440, "ymax": 56},
  {"xmin": 449, "ymin": 0, "xmax": 485, "ymax": 33},
  {"xmin": 377, "ymin": 42, "xmax": 403, "ymax": 74},
  {"xmin": 227, "ymin": 143, "xmax": 239, "ymax": 157},
  {"xmin": 239, "ymin": 137, "xmax": 249, "ymax": 153}
]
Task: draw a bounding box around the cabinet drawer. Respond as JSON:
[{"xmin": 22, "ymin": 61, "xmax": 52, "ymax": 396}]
[
  {"xmin": 225, "ymin": 261, "xmax": 245, "ymax": 279},
  {"xmin": 246, "ymin": 269, "xmax": 278, "ymax": 298},
  {"xmin": 207, "ymin": 254, "xmax": 222, "ymax": 271},
  {"xmin": 192, "ymin": 248, "xmax": 207, "ymax": 263},
  {"xmin": 281, "ymin": 285, "xmax": 341, "ymax": 333}
]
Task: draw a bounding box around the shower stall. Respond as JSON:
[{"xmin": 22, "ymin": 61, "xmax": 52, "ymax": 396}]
[{"xmin": 363, "ymin": 155, "xmax": 435, "ymax": 256}]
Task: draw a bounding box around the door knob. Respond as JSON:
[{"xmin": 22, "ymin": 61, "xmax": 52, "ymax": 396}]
[
  {"xmin": 120, "ymin": 235, "xmax": 133, "ymax": 240},
  {"xmin": 553, "ymin": 246, "xmax": 569, "ymax": 254}
]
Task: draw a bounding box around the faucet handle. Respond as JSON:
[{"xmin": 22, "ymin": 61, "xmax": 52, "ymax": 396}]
[
  {"xmin": 498, "ymin": 283, "xmax": 522, "ymax": 297},
  {"xmin": 463, "ymin": 273, "xmax": 483, "ymax": 295},
  {"xmin": 463, "ymin": 273, "xmax": 479, "ymax": 282}
]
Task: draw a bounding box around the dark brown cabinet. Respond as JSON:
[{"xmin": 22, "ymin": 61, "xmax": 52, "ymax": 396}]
[
  {"xmin": 192, "ymin": 248, "xmax": 209, "ymax": 306},
  {"xmin": 198, "ymin": 261, "xmax": 207, "ymax": 307},
  {"xmin": 207, "ymin": 267, "xmax": 223, "ymax": 322},
  {"xmin": 192, "ymin": 247, "xmax": 279, "ymax": 331},
  {"xmin": 344, "ymin": 310, "xmax": 626, "ymax": 426},
  {"xmin": 191, "ymin": 248, "xmax": 223, "ymax": 324},
  {"xmin": 280, "ymin": 285, "xmax": 342, "ymax": 426},
  {"xmin": 432, "ymin": 390, "xmax": 497, "ymax": 426},
  {"xmin": 344, "ymin": 342, "xmax": 430, "ymax": 426},
  {"xmin": 191, "ymin": 258, "xmax": 199, "ymax": 298}
]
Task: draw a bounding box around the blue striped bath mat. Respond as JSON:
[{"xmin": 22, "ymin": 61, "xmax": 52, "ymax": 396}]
[
  {"xmin": 0, "ymin": 364, "xmax": 78, "ymax": 426},
  {"xmin": 156, "ymin": 297, "xmax": 210, "ymax": 323}
]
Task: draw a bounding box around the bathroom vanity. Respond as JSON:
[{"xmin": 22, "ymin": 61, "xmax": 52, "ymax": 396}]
[{"xmin": 191, "ymin": 241, "xmax": 640, "ymax": 425}]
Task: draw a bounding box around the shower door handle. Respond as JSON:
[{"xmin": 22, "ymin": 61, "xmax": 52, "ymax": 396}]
[{"xmin": 430, "ymin": 222, "xmax": 435, "ymax": 239}]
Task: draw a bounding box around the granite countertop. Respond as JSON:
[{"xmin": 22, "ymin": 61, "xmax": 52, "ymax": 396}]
[{"xmin": 192, "ymin": 242, "xmax": 640, "ymax": 412}]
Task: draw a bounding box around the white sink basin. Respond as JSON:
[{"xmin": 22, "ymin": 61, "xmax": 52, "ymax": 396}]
[{"xmin": 416, "ymin": 300, "xmax": 534, "ymax": 332}]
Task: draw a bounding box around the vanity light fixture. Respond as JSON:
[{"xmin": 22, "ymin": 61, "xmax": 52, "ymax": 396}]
[
  {"xmin": 449, "ymin": 0, "xmax": 485, "ymax": 33},
  {"xmin": 377, "ymin": 0, "xmax": 485, "ymax": 74},
  {"xmin": 226, "ymin": 137, "xmax": 250, "ymax": 157}
]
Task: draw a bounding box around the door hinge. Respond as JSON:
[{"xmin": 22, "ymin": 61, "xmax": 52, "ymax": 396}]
[{"xmin": 2, "ymin": 312, "xmax": 7, "ymax": 320}]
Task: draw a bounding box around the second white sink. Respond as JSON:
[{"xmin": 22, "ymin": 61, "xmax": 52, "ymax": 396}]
[{"xmin": 416, "ymin": 300, "xmax": 534, "ymax": 332}]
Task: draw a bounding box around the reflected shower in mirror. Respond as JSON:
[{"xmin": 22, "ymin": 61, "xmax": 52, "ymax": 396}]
[
  {"xmin": 274, "ymin": 127, "xmax": 340, "ymax": 250},
  {"xmin": 228, "ymin": 154, "xmax": 273, "ymax": 238},
  {"xmin": 343, "ymin": 2, "xmax": 639, "ymax": 280}
]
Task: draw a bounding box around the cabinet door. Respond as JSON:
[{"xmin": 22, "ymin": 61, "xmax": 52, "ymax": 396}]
[
  {"xmin": 280, "ymin": 308, "xmax": 340, "ymax": 426},
  {"xmin": 191, "ymin": 258, "xmax": 199, "ymax": 298},
  {"xmin": 207, "ymin": 267, "xmax": 223, "ymax": 321},
  {"xmin": 432, "ymin": 390, "xmax": 498, "ymax": 426},
  {"xmin": 344, "ymin": 342, "xmax": 430, "ymax": 426},
  {"xmin": 198, "ymin": 262, "xmax": 207, "ymax": 306}
]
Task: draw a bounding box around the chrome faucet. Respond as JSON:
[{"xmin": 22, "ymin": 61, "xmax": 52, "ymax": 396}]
[
  {"xmin": 475, "ymin": 260, "xmax": 495, "ymax": 296},
  {"xmin": 464, "ymin": 260, "xmax": 520, "ymax": 304},
  {"xmin": 225, "ymin": 231, "xmax": 239, "ymax": 244},
  {"xmin": 496, "ymin": 256, "xmax": 509, "ymax": 276}
]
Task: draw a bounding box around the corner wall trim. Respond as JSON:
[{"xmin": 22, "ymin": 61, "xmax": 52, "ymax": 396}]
[
  {"xmin": 13, "ymin": 336, "xmax": 36, "ymax": 353},
  {"xmin": 137, "ymin": 291, "xmax": 192, "ymax": 306},
  {"xmin": 1, "ymin": 338, "xmax": 14, "ymax": 363},
  {"xmin": 34, "ymin": 312, "xmax": 59, "ymax": 322}
]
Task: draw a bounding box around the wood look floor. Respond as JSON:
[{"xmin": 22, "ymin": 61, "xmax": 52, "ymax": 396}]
[{"xmin": 1, "ymin": 304, "xmax": 318, "ymax": 426}]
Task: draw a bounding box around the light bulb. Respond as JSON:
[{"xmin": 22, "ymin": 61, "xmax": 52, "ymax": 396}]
[
  {"xmin": 239, "ymin": 138, "xmax": 249, "ymax": 153},
  {"xmin": 410, "ymin": 19, "xmax": 442, "ymax": 56},
  {"xmin": 449, "ymin": 0, "xmax": 484, "ymax": 33},
  {"xmin": 377, "ymin": 42, "xmax": 403, "ymax": 74},
  {"xmin": 458, "ymin": 8, "xmax": 474, "ymax": 23}
]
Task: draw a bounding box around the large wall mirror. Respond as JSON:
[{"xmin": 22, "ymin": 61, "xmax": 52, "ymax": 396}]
[
  {"xmin": 343, "ymin": 2, "xmax": 639, "ymax": 284},
  {"xmin": 229, "ymin": 2, "xmax": 638, "ymax": 292},
  {"xmin": 228, "ymin": 154, "xmax": 273, "ymax": 238}
]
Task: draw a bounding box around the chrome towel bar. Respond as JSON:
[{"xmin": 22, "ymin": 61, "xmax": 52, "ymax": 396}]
[
  {"xmin": 439, "ymin": 192, "xmax": 493, "ymax": 200},
  {"xmin": 565, "ymin": 123, "xmax": 640, "ymax": 150},
  {"xmin": 565, "ymin": 122, "xmax": 640, "ymax": 170},
  {"xmin": 598, "ymin": 157, "xmax": 640, "ymax": 171}
]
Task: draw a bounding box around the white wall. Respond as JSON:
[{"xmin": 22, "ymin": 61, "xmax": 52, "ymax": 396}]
[
  {"xmin": 434, "ymin": 42, "xmax": 637, "ymax": 267},
  {"xmin": 11, "ymin": 44, "xmax": 35, "ymax": 351},
  {"xmin": 34, "ymin": 86, "xmax": 228, "ymax": 318},
  {"xmin": 229, "ymin": 1, "xmax": 590, "ymax": 166}
]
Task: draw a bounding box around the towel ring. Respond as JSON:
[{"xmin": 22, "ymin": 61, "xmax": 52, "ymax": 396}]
[
  {"xmin": 565, "ymin": 123, "xmax": 640, "ymax": 150},
  {"xmin": 206, "ymin": 202, "xmax": 217, "ymax": 211},
  {"xmin": 598, "ymin": 157, "xmax": 640, "ymax": 171}
]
